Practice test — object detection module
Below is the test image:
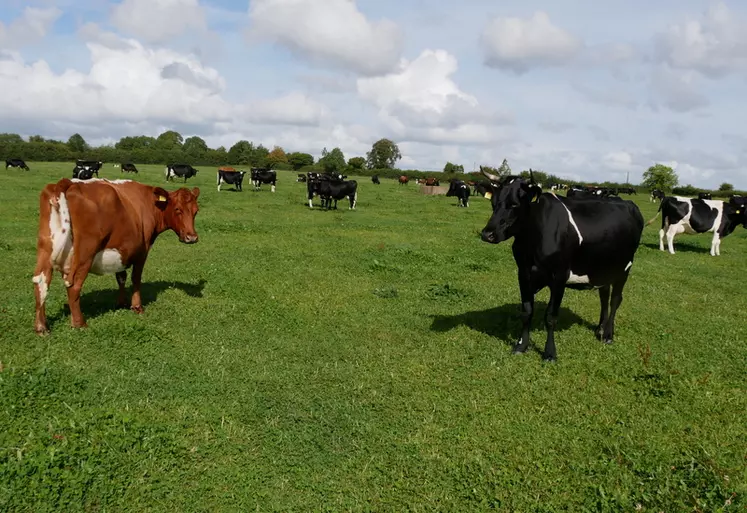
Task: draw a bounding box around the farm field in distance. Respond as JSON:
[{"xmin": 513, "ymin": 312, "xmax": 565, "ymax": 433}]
[{"xmin": 1, "ymin": 162, "xmax": 745, "ymax": 511}]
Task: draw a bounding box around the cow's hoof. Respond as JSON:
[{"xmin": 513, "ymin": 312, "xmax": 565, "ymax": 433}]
[
  {"xmin": 71, "ymin": 322, "xmax": 88, "ymax": 329},
  {"xmin": 35, "ymin": 327, "xmax": 49, "ymax": 336},
  {"xmin": 542, "ymin": 356, "xmax": 557, "ymax": 363},
  {"xmin": 131, "ymin": 305, "xmax": 144, "ymax": 314},
  {"xmin": 603, "ymin": 338, "xmax": 614, "ymax": 345},
  {"xmin": 512, "ymin": 344, "xmax": 529, "ymax": 355}
]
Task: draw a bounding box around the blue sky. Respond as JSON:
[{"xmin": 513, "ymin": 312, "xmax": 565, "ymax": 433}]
[{"xmin": 1, "ymin": 0, "xmax": 746, "ymax": 187}]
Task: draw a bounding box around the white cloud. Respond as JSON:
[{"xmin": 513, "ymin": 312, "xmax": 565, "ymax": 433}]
[
  {"xmin": 357, "ymin": 49, "xmax": 512, "ymax": 144},
  {"xmin": 110, "ymin": 0, "xmax": 208, "ymax": 44},
  {"xmin": 649, "ymin": 66, "xmax": 709, "ymax": 113},
  {"xmin": 0, "ymin": 26, "xmax": 321, "ymax": 133},
  {"xmin": 654, "ymin": 1, "xmax": 747, "ymax": 77},
  {"xmin": 247, "ymin": 0, "xmax": 403, "ymax": 76},
  {"xmin": 0, "ymin": 7, "xmax": 61, "ymax": 48},
  {"xmin": 480, "ymin": 11, "xmax": 582, "ymax": 73}
]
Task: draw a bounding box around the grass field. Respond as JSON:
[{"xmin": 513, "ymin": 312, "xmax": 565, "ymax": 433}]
[{"xmin": 1, "ymin": 162, "xmax": 745, "ymax": 512}]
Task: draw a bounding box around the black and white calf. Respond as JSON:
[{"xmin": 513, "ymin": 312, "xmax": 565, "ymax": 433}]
[
  {"xmin": 251, "ymin": 168, "xmax": 277, "ymax": 192},
  {"xmin": 479, "ymin": 169, "xmax": 645, "ymax": 362},
  {"xmin": 75, "ymin": 160, "xmax": 102, "ymax": 177},
  {"xmin": 166, "ymin": 164, "xmax": 198, "ymax": 182},
  {"xmin": 121, "ymin": 163, "xmax": 139, "ymax": 173},
  {"xmin": 6, "ymin": 158, "xmax": 29, "ymax": 170},
  {"xmin": 217, "ymin": 169, "xmax": 247, "ymax": 191},
  {"xmin": 648, "ymin": 196, "xmax": 747, "ymax": 256},
  {"xmin": 446, "ymin": 180, "xmax": 471, "ymax": 207},
  {"xmin": 72, "ymin": 166, "xmax": 96, "ymax": 180},
  {"xmin": 650, "ymin": 189, "xmax": 665, "ymax": 202},
  {"xmin": 371, "ymin": 175, "xmax": 380, "ymax": 185}
]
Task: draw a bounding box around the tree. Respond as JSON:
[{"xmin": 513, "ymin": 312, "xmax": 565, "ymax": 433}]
[
  {"xmin": 0, "ymin": 133, "xmax": 24, "ymax": 144},
  {"xmin": 318, "ymin": 147, "xmax": 346, "ymax": 174},
  {"xmin": 444, "ymin": 162, "xmax": 464, "ymax": 173},
  {"xmin": 498, "ymin": 158, "xmax": 511, "ymax": 177},
  {"xmin": 366, "ymin": 138, "xmax": 401, "ymax": 169},
  {"xmin": 287, "ymin": 152, "xmax": 314, "ymax": 170},
  {"xmin": 347, "ymin": 156, "xmax": 365, "ymax": 170},
  {"xmin": 252, "ymin": 144, "xmax": 270, "ymax": 167},
  {"xmin": 29, "ymin": 135, "xmax": 46, "ymax": 143},
  {"xmin": 642, "ymin": 163, "xmax": 678, "ymax": 191},
  {"xmin": 228, "ymin": 140, "xmax": 254, "ymax": 165},
  {"xmin": 155, "ymin": 130, "xmax": 184, "ymax": 150},
  {"xmin": 519, "ymin": 169, "xmax": 549, "ymax": 185},
  {"xmin": 67, "ymin": 133, "xmax": 89, "ymax": 153},
  {"xmin": 267, "ymin": 146, "xmax": 288, "ymax": 167},
  {"xmin": 719, "ymin": 182, "xmax": 734, "ymax": 192},
  {"xmin": 183, "ymin": 136, "xmax": 208, "ymax": 158}
]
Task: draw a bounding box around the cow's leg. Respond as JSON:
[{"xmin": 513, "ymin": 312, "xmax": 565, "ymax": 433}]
[
  {"xmin": 542, "ymin": 281, "xmax": 566, "ymax": 362},
  {"xmin": 271, "ymin": 183, "xmax": 276, "ymax": 193},
  {"xmin": 595, "ymin": 285, "xmax": 611, "ymax": 341},
  {"xmin": 659, "ymin": 227, "xmax": 666, "ymax": 251},
  {"xmin": 513, "ymin": 270, "xmax": 534, "ymax": 355},
  {"xmin": 710, "ymin": 232, "xmax": 720, "ymax": 256},
  {"xmin": 115, "ymin": 271, "xmax": 128, "ymax": 308},
  {"xmin": 602, "ymin": 275, "xmax": 628, "ymax": 343},
  {"xmin": 666, "ymin": 225, "xmax": 677, "ymax": 254},
  {"xmin": 65, "ymin": 261, "xmax": 93, "ymax": 329},
  {"xmin": 129, "ymin": 258, "xmax": 147, "ymax": 314},
  {"xmin": 33, "ymin": 233, "xmax": 54, "ymax": 335}
]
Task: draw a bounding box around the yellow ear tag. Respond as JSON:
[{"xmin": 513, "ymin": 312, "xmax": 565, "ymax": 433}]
[
  {"xmin": 485, "ymin": 192, "xmax": 492, "ymax": 199},
  {"xmin": 737, "ymin": 209, "xmax": 741, "ymax": 214},
  {"xmin": 157, "ymin": 195, "xmax": 167, "ymax": 202}
]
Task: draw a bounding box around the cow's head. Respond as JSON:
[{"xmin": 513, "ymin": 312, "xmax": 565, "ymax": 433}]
[
  {"xmin": 728, "ymin": 197, "xmax": 747, "ymax": 228},
  {"xmin": 480, "ymin": 168, "xmax": 542, "ymax": 244},
  {"xmin": 155, "ymin": 186, "xmax": 201, "ymax": 243}
]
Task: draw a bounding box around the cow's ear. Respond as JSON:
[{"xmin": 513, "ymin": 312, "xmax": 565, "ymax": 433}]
[
  {"xmin": 153, "ymin": 187, "xmax": 169, "ymax": 209},
  {"xmin": 191, "ymin": 187, "xmax": 200, "ymax": 199}
]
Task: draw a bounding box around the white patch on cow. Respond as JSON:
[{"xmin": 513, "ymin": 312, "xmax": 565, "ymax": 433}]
[
  {"xmin": 625, "ymin": 261, "xmax": 633, "ymax": 271},
  {"xmin": 49, "ymin": 193, "xmax": 73, "ymax": 274},
  {"xmin": 32, "ymin": 273, "xmax": 48, "ymax": 303},
  {"xmin": 71, "ymin": 178, "xmax": 131, "ymax": 184},
  {"xmin": 308, "ymin": 199, "xmax": 313, "ymax": 208},
  {"xmin": 90, "ymin": 249, "xmax": 126, "ymax": 275},
  {"xmin": 271, "ymin": 184, "xmax": 276, "ymax": 193},
  {"xmin": 566, "ymin": 272, "xmax": 590, "ymax": 285},
  {"xmin": 555, "ymin": 197, "xmax": 584, "ymax": 245}
]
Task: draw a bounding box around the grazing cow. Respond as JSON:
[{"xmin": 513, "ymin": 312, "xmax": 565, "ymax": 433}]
[
  {"xmin": 399, "ymin": 176, "xmax": 409, "ymax": 185},
  {"xmin": 698, "ymin": 192, "xmax": 712, "ymax": 200},
  {"xmin": 425, "ymin": 177, "xmax": 440, "ymax": 186},
  {"xmin": 319, "ymin": 176, "xmax": 358, "ymax": 210},
  {"xmin": 306, "ymin": 172, "xmax": 323, "ymax": 206},
  {"xmin": 166, "ymin": 164, "xmax": 198, "ymax": 182},
  {"xmin": 251, "ymin": 168, "xmax": 277, "ymax": 192},
  {"xmin": 75, "ymin": 160, "xmax": 103, "ymax": 177},
  {"xmin": 121, "ymin": 163, "xmax": 139, "ymax": 174},
  {"xmin": 446, "ymin": 180, "xmax": 471, "ymax": 207},
  {"xmin": 371, "ymin": 175, "xmax": 380, "ymax": 185},
  {"xmin": 297, "ymin": 173, "xmax": 307, "ymax": 183},
  {"xmin": 32, "ymin": 178, "xmax": 200, "ymax": 334},
  {"xmin": 6, "ymin": 158, "xmax": 30, "ymax": 170},
  {"xmin": 650, "ymin": 189, "xmax": 665, "ymax": 202},
  {"xmin": 73, "ymin": 166, "xmax": 96, "ymax": 180},
  {"xmin": 479, "ymin": 169, "xmax": 644, "ymax": 361},
  {"xmin": 217, "ymin": 168, "xmax": 247, "ymax": 191},
  {"xmin": 647, "ymin": 196, "xmax": 747, "ymax": 256}
]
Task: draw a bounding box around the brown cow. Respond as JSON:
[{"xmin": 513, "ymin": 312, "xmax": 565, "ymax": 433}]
[
  {"xmin": 399, "ymin": 176, "xmax": 409, "ymax": 185},
  {"xmin": 425, "ymin": 177, "xmax": 440, "ymax": 186},
  {"xmin": 32, "ymin": 178, "xmax": 201, "ymax": 334}
]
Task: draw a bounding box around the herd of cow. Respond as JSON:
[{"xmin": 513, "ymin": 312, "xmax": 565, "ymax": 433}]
[{"xmin": 6, "ymin": 157, "xmax": 746, "ymax": 362}]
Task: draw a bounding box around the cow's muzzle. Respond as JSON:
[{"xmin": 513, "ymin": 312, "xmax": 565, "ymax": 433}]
[
  {"xmin": 182, "ymin": 234, "xmax": 199, "ymax": 244},
  {"xmin": 481, "ymin": 229, "xmax": 497, "ymax": 244}
]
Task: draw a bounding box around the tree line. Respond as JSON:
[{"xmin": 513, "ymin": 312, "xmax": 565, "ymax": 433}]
[{"xmin": 2, "ymin": 131, "xmax": 740, "ymax": 195}]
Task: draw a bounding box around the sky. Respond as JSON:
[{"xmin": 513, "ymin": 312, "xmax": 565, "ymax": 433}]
[{"xmin": 1, "ymin": 0, "xmax": 746, "ymax": 187}]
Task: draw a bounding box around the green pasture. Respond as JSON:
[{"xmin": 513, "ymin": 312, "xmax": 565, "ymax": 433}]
[{"xmin": 1, "ymin": 162, "xmax": 745, "ymax": 511}]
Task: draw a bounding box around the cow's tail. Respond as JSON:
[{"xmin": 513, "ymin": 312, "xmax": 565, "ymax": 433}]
[
  {"xmin": 646, "ymin": 197, "xmax": 667, "ymax": 226},
  {"xmin": 216, "ymin": 171, "xmax": 220, "ymax": 185}
]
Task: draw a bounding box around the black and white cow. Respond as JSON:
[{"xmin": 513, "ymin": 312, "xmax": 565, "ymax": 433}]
[
  {"xmin": 75, "ymin": 160, "xmax": 102, "ymax": 177},
  {"xmin": 479, "ymin": 169, "xmax": 645, "ymax": 362},
  {"xmin": 473, "ymin": 181, "xmax": 492, "ymax": 197},
  {"xmin": 618, "ymin": 187, "xmax": 637, "ymax": 195},
  {"xmin": 697, "ymin": 192, "xmax": 712, "ymax": 200},
  {"xmin": 5, "ymin": 158, "xmax": 30, "ymax": 170},
  {"xmin": 319, "ymin": 176, "xmax": 358, "ymax": 210},
  {"xmin": 72, "ymin": 166, "xmax": 96, "ymax": 180},
  {"xmin": 446, "ymin": 180, "xmax": 471, "ymax": 207},
  {"xmin": 647, "ymin": 196, "xmax": 747, "ymax": 256},
  {"xmin": 217, "ymin": 169, "xmax": 247, "ymax": 191},
  {"xmin": 650, "ymin": 189, "xmax": 665, "ymax": 202},
  {"xmin": 166, "ymin": 164, "xmax": 198, "ymax": 182},
  {"xmin": 251, "ymin": 168, "xmax": 277, "ymax": 192},
  {"xmin": 121, "ymin": 163, "xmax": 139, "ymax": 173},
  {"xmin": 371, "ymin": 175, "xmax": 380, "ymax": 185},
  {"xmin": 297, "ymin": 173, "xmax": 307, "ymax": 183}
]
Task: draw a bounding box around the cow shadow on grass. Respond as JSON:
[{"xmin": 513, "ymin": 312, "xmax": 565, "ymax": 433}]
[
  {"xmin": 430, "ymin": 302, "xmax": 596, "ymax": 353},
  {"xmin": 641, "ymin": 242, "xmax": 710, "ymax": 254},
  {"xmin": 48, "ymin": 279, "xmax": 207, "ymax": 326}
]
